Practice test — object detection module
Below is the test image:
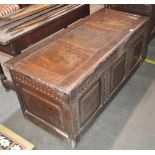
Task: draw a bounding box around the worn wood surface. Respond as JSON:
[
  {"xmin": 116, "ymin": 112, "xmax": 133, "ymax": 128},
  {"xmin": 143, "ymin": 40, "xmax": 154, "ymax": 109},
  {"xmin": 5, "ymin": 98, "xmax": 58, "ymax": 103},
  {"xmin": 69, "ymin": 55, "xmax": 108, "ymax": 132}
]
[
  {"xmin": 6, "ymin": 8, "xmax": 149, "ymax": 147},
  {"xmin": 109, "ymin": 4, "xmax": 155, "ymax": 41}
]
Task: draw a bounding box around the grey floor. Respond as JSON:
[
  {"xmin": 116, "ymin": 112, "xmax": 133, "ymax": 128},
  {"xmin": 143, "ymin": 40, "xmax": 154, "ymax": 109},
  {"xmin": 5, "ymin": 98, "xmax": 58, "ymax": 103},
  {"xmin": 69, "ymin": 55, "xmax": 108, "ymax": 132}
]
[{"xmin": 0, "ymin": 38, "xmax": 155, "ymax": 150}]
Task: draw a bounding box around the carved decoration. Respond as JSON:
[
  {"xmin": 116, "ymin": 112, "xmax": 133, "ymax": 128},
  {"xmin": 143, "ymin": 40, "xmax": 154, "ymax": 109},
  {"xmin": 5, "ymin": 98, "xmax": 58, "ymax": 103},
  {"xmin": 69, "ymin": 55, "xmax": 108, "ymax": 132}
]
[
  {"xmin": 78, "ymin": 56, "xmax": 111, "ymax": 97},
  {"xmin": 12, "ymin": 71, "xmax": 67, "ymax": 104}
]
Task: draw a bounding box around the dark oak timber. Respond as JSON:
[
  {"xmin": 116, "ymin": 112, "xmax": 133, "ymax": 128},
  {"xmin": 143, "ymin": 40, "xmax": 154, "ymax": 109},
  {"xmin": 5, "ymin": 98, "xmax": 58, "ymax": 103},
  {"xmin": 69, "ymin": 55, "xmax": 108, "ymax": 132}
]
[
  {"xmin": 109, "ymin": 4, "xmax": 155, "ymax": 41},
  {"xmin": 5, "ymin": 8, "xmax": 149, "ymax": 147}
]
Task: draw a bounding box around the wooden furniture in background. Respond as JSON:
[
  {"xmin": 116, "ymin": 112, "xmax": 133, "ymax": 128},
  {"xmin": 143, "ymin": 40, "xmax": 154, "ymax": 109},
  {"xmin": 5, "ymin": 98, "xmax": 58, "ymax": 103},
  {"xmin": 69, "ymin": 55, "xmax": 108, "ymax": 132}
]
[
  {"xmin": 6, "ymin": 8, "xmax": 149, "ymax": 147},
  {"xmin": 0, "ymin": 4, "xmax": 89, "ymax": 56},
  {"xmin": 18, "ymin": 4, "xmax": 31, "ymax": 9},
  {"xmin": 0, "ymin": 4, "xmax": 90, "ymax": 90}
]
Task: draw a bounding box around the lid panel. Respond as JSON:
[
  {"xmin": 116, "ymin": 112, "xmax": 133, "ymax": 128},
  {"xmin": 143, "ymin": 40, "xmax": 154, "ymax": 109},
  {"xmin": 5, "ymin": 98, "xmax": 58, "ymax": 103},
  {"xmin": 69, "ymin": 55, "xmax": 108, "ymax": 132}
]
[
  {"xmin": 88, "ymin": 10, "xmax": 141, "ymax": 31},
  {"xmin": 58, "ymin": 25, "xmax": 118, "ymax": 53},
  {"xmin": 25, "ymin": 42, "xmax": 92, "ymax": 77}
]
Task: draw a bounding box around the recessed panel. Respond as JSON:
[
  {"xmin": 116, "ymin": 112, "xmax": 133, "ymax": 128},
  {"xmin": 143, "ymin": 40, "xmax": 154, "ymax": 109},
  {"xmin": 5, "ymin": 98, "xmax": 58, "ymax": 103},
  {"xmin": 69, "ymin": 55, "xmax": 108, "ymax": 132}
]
[
  {"xmin": 111, "ymin": 55, "xmax": 125, "ymax": 91},
  {"xmin": 26, "ymin": 42, "xmax": 92, "ymax": 77},
  {"xmin": 131, "ymin": 36, "xmax": 143, "ymax": 68},
  {"xmin": 89, "ymin": 12, "xmax": 137, "ymax": 31},
  {"xmin": 79, "ymin": 81, "xmax": 101, "ymax": 126},
  {"xmin": 59, "ymin": 26, "xmax": 117, "ymax": 53},
  {"xmin": 22, "ymin": 88, "xmax": 64, "ymax": 129}
]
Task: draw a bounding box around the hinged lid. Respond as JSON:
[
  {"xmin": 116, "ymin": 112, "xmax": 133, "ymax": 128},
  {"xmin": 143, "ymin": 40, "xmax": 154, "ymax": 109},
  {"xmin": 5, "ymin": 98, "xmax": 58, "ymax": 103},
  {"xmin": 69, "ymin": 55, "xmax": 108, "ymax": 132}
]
[{"xmin": 6, "ymin": 8, "xmax": 149, "ymax": 94}]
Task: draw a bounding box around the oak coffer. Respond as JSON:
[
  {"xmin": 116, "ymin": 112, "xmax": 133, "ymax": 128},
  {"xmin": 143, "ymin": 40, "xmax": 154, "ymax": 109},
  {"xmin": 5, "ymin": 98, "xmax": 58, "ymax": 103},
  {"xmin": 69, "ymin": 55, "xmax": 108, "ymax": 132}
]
[{"xmin": 5, "ymin": 8, "xmax": 149, "ymax": 147}]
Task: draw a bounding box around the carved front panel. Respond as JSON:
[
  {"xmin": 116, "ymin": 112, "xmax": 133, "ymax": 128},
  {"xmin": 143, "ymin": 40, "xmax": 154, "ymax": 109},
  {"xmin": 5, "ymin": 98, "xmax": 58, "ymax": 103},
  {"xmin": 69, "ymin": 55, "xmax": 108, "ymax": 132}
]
[
  {"xmin": 79, "ymin": 80, "xmax": 101, "ymax": 126},
  {"xmin": 132, "ymin": 36, "xmax": 143, "ymax": 67},
  {"xmin": 130, "ymin": 32, "xmax": 144, "ymax": 69},
  {"xmin": 129, "ymin": 23, "xmax": 148, "ymax": 68},
  {"xmin": 11, "ymin": 72, "xmax": 68, "ymax": 131},
  {"xmin": 111, "ymin": 55, "xmax": 125, "ymax": 91}
]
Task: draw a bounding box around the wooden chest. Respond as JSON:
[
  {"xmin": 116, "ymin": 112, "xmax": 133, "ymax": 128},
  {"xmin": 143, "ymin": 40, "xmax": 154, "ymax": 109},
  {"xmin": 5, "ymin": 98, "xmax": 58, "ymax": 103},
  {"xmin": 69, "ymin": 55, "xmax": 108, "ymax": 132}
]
[
  {"xmin": 5, "ymin": 9, "xmax": 149, "ymax": 147},
  {"xmin": 109, "ymin": 4, "xmax": 155, "ymax": 41}
]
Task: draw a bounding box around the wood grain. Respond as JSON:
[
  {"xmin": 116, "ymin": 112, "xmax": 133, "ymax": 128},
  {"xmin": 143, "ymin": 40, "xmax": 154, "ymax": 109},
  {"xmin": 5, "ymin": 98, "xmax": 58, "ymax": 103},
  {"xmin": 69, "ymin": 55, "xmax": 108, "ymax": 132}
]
[{"xmin": 6, "ymin": 8, "xmax": 149, "ymax": 147}]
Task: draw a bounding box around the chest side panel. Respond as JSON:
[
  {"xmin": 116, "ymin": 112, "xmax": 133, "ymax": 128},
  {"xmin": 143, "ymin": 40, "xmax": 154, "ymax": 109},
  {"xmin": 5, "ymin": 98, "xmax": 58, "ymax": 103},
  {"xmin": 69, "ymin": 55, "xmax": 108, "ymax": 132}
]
[{"xmin": 10, "ymin": 71, "xmax": 71, "ymax": 134}]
